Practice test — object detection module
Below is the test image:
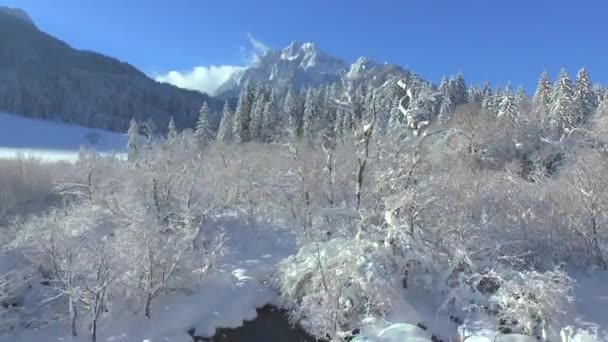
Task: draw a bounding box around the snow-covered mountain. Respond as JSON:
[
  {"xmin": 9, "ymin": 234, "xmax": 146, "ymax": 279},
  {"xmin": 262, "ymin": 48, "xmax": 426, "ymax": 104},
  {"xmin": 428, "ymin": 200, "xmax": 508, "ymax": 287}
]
[
  {"xmin": 215, "ymin": 41, "xmax": 425, "ymax": 98},
  {"xmin": 215, "ymin": 41, "xmax": 348, "ymax": 98},
  {"xmin": 0, "ymin": 7, "xmax": 222, "ymax": 133}
]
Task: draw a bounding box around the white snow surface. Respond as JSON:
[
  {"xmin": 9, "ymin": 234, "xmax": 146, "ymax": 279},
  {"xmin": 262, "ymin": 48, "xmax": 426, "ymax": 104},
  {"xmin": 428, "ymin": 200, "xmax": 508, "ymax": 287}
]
[
  {"xmin": 0, "ymin": 112, "xmax": 127, "ymax": 162},
  {"xmin": 0, "ymin": 219, "xmax": 297, "ymax": 342}
]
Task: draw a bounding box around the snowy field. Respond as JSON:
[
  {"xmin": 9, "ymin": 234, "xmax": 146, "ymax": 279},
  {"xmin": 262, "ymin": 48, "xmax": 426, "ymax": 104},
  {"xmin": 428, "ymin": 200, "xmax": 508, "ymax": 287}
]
[{"xmin": 0, "ymin": 112, "xmax": 127, "ymax": 162}]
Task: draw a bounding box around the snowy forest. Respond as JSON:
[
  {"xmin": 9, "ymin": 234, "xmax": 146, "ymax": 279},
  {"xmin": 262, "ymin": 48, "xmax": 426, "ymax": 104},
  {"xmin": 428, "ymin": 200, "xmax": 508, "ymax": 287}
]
[{"xmin": 2, "ymin": 66, "xmax": 608, "ymax": 342}]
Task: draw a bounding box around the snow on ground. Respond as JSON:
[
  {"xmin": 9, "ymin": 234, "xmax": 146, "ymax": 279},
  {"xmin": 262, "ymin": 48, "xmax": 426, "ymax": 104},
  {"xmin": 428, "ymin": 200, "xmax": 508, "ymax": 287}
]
[
  {"xmin": 0, "ymin": 112, "xmax": 127, "ymax": 162},
  {"xmin": 0, "ymin": 219, "xmax": 297, "ymax": 342}
]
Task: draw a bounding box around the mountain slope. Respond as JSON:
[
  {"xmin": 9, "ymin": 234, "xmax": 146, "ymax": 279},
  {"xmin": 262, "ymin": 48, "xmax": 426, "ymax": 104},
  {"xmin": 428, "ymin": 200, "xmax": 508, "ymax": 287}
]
[{"xmin": 0, "ymin": 7, "xmax": 221, "ymax": 132}]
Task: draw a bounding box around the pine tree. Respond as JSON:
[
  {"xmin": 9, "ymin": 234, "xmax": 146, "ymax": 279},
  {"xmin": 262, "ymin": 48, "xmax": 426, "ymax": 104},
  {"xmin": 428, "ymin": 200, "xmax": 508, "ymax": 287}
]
[
  {"xmin": 262, "ymin": 90, "xmax": 280, "ymax": 142},
  {"xmin": 250, "ymin": 86, "xmax": 268, "ymax": 141},
  {"xmin": 532, "ymin": 71, "xmax": 552, "ymax": 119},
  {"xmin": 438, "ymin": 96, "xmax": 453, "ymax": 123},
  {"xmin": 167, "ymin": 116, "xmax": 178, "ymax": 143},
  {"xmin": 468, "ymin": 84, "xmax": 483, "ymax": 104},
  {"xmin": 302, "ymin": 88, "xmax": 318, "ymax": 140},
  {"xmin": 549, "ymin": 69, "xmax": 576, "ymax": 134},
  {"xmin": 439, "ymin": 76, "xmax": 450, "ymax": 97},
  {"xmin": 574, "ymin": 67, "xmax": 596, "ymax": 126},
  {"xmin": 127, "ymin": 117, "xmax": 140, "ymax": 161},
  {"xmin": 515, "ymin": 85, "xmax": 528, "ymax": 114},
  {"xmin": 322, "ymin": 83, "xmax": 338, "ymax": 136},
  {"xmin": 481, "ymin": 81, "xmax": 493, "ymax": 112},
  {"xmin": 217, "ymin": 101, "xmax": 233, "ymax": 142},
  {"xmin": 194, "ymin": 102, "xmax": 214, "ymax": 147},
  {"xmin": 449, "ymin": 72, "xmax": 468, "ymax": 106},
  {"xmin": 233, "ymin": 82, "xmax": 256, "ymax": 143},
  {"xmin": 498, "ymin": 91, "xmax": 516, "ymax": 122},
  {"xmin": 284, "ymin": 87, "xmax": 302, "ymax": 138}
]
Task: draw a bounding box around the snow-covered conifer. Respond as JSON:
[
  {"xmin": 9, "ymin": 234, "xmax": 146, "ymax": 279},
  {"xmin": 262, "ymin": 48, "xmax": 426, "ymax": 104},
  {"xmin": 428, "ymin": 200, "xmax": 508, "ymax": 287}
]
[
  {"xmin": 233, "ymin": 82, "xmax": 255, "ymax": 143},
  {"xmin": 574, "ymin": 67, "xmax": 596, "ymax": 126},
  {"xmin": 532, "ymin": 71, "xmax": 552, "ymax": 120},
  {"xmin": 194, "ymin": 102, "xmax": 214, "ymax": 147},
  {"xmin": 549, "ymin": 69, "xmax": 576, "ymax": 134},
  {"xmin": 167, "ymin": 116, "xmax": 178, "ymax": 143},
  {"xmin": 217, "ymin": 101, "xmax": 233, "ymax": 142}
]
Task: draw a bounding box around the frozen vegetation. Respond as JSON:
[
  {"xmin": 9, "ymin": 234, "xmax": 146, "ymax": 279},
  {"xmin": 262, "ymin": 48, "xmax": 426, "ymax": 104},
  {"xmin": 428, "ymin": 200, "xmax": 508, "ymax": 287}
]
[{"xmin": 1, "ymin": 30, "xmax": 608, "ymax": 341}]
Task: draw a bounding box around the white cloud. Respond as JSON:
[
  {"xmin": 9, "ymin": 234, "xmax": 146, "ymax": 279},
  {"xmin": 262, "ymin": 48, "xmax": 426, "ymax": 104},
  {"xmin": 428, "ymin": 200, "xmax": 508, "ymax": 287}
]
[
  {"xmin": 155, "ymin": 65, "xmax": 243, "ymax": 95},
  {"xmin": 245, "ymin": 33, "xmax": 270, "ymax": 64},
  {"xmin": 155, "ymin": 34, "xmax": 270, "ymax": 95}
]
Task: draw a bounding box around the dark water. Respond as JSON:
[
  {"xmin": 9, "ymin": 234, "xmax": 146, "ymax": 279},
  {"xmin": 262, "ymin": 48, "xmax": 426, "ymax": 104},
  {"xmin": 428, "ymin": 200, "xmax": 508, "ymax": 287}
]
[{"xmin": 192, "ymin": 306, "xmax": 317, "ymax": 342}]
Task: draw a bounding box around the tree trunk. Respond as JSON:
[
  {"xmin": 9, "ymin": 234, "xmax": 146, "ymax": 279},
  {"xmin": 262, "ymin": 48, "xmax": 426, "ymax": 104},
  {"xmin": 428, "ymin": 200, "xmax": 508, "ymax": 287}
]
[
  {"xmin": 591, "ymin": 215, "xmax": 607, "ymax": 269},
  {"xmin": 144, "ymin": 293, "xmax": 152, "ymax": 318},
  {"xmin": 69, "ymin": 296, "xmax": 78, "ymax": 337},
  {"xmin": 90, "ymin": 318, "xmax": 97, "ymax": 342}
]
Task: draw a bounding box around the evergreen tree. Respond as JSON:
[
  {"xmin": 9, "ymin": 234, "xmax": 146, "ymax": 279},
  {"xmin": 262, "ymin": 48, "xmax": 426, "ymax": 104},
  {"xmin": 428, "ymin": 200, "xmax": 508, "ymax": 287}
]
[
  {"xmin": 438, "ymin": 96, "xmax": 454, "ymax": 123},
  {"xmin": 482, "ymin": 81, "xmax": 493, "ymax": 99},
  {"xmin": 549, "ymin": 69, "xmax": 576, "ymax": 134},
  {"xmin": 262, "ymin": 90, "xmax": 280, "ymax": 142},
  {"xmin": 449, "ymin": 72, "xmax": 468, "ymax": 106},
  {"xmin": 439, "ymin": 76, "xmax": 450, "ymax": 97},
  {"xmin": 574, "ymin": 67, "xmax": 596, "ymax": 126},
  {"xmin": 322, "ymin": 83, "xmax": 338, "ymax": 135},
  {"xmin": 250, "ymin": 86, "xmax": 268, "ymax": 141},
  {"xmin": 515, "ymin": 85, "xmax": 528, "ymax": 114},
  {"xmin": 284, "ymin": 87, "xmax": 302, "ymax": 138},
  {"xmin": 167, "ymin": 116, "xmax": 178, "ymax": 143},
  {"xmin": 194, "ymin": 102, "xmax": 214, "ymax": 147},
  {"xmin": 302, "ymin": 88, "xmax": 318, "ymax": 140},
  {"xmin": 468, "ymin": 84, "xmax": 483, "ymax": 104},
  {"xmin": 233, "ymin": 82, "xmax": 256, "ymax": 143},
  {"xmin": 217, "ymin": 101, "xmax": 233, "ymax": 142},
  {"xmin": 498, "ymin": 91, "xmax": 517, "ymax": 122},
  {"xmin": 532, "ymin": 71, "xmax": 552, "ymax": 119},
  {"xmin": 127, "ymin": 117, "xmax": 140, "ymax": 161}
]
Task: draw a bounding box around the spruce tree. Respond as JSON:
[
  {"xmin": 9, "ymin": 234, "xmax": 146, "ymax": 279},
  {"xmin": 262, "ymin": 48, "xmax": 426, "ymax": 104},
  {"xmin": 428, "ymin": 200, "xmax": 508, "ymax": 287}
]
[
  {"xmin": 468, "ymin": 84, "xmax": 483, "ymax": 104},
  {"xmin": 127, "ymin": 117, "xmax": 140, "ymax": 161},
  {"xmin": 532, "ymin": 71, "xmax": 552, "ymax": 119},
  {"xmin": 574, "ymin": 67, "xmax": 596, "ymax": 126},
  {"xmin": 284, "ymin": 87, "xmax": 302, "ymax": 138},
  {"xmin": 233, "ymin": 82, "xmax": 255, "ymax": 143},
  {"xmin": 438, "ymin": 96, "xmax": 453, "ymax": 123},
  {"xmin": 217, "ymin": 101, "xmax": 233, "ymax": 142},
  {"xmin": 249, "ymin": 86, "xmax": 268, "ymax": 141},
  {"xmin": 515, "ymin": 85, "xmax": 528, "ymax": 114},
  {"xmin": 302, "ymin": 88, "xmax": 318, "ymax": 140},
  {"xmin": 194, "ymin": 102, "xmax": 214, "ymax": 147},
  {"xmin": 449, "ymin": 72, "xmax": 468, "ymax": 107},
  {"xmin": 498, "ymin": 91, "xmax": 516, "ymax": 122},
  {"xmin": 549, "ymin": 69, "xmax": 575, "ymax": 134},
  {"xmin": 167, "ymin": 116, "xmax": 178, "ymax": 143},
  {"xmin": 262, "ymin": 90, "xmax": 280, "ymax": 142},
  {"xmin": 439, "ymin": 76, "xmax": 450, "ymax": 97},
  {"xmin": 481, "ymin": 81, "xmax": 494, "ymax": 112}
]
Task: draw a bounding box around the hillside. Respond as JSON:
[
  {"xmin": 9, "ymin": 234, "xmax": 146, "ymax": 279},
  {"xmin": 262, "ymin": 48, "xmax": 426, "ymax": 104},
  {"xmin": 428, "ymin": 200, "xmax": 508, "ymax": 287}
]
[{"xmin": 0, "ymin": 7, "xmax": 221, "ymax": 132}]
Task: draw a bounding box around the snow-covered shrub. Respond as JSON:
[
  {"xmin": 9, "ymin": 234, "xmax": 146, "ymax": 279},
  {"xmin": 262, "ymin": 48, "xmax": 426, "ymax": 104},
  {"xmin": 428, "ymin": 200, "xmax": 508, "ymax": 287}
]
[{"xmin": 273, "ymin": 237, "xmax": 400, "ymax": 340}]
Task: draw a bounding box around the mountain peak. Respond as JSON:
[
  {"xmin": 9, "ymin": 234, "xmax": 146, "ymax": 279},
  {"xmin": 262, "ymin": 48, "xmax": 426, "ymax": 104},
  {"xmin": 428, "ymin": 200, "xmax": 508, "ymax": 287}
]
[
  {"xmin": 280, "ymin": 41, "xmax": 319, "ymax": 61},
  {"xmin": 0, "ymin": 6, "xmax": 36, "ymax": 27}
]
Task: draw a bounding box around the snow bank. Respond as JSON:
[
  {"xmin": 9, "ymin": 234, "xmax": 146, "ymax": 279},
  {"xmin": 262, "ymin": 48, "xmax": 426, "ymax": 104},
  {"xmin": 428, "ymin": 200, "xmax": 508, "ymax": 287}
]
[
  {"xmin": 0, "ymin": 220, "xmax": 297, "ymax": 342},
  {"xmin": 0, "ymin": 112, "xmax": 127, "ymax": 162}
]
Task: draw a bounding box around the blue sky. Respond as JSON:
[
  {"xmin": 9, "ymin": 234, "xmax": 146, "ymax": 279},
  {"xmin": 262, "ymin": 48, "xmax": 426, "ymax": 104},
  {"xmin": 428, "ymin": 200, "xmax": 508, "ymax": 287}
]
[{"xmin": 3, "ymin": 0, "xmax": 607, "ymax": 94}]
